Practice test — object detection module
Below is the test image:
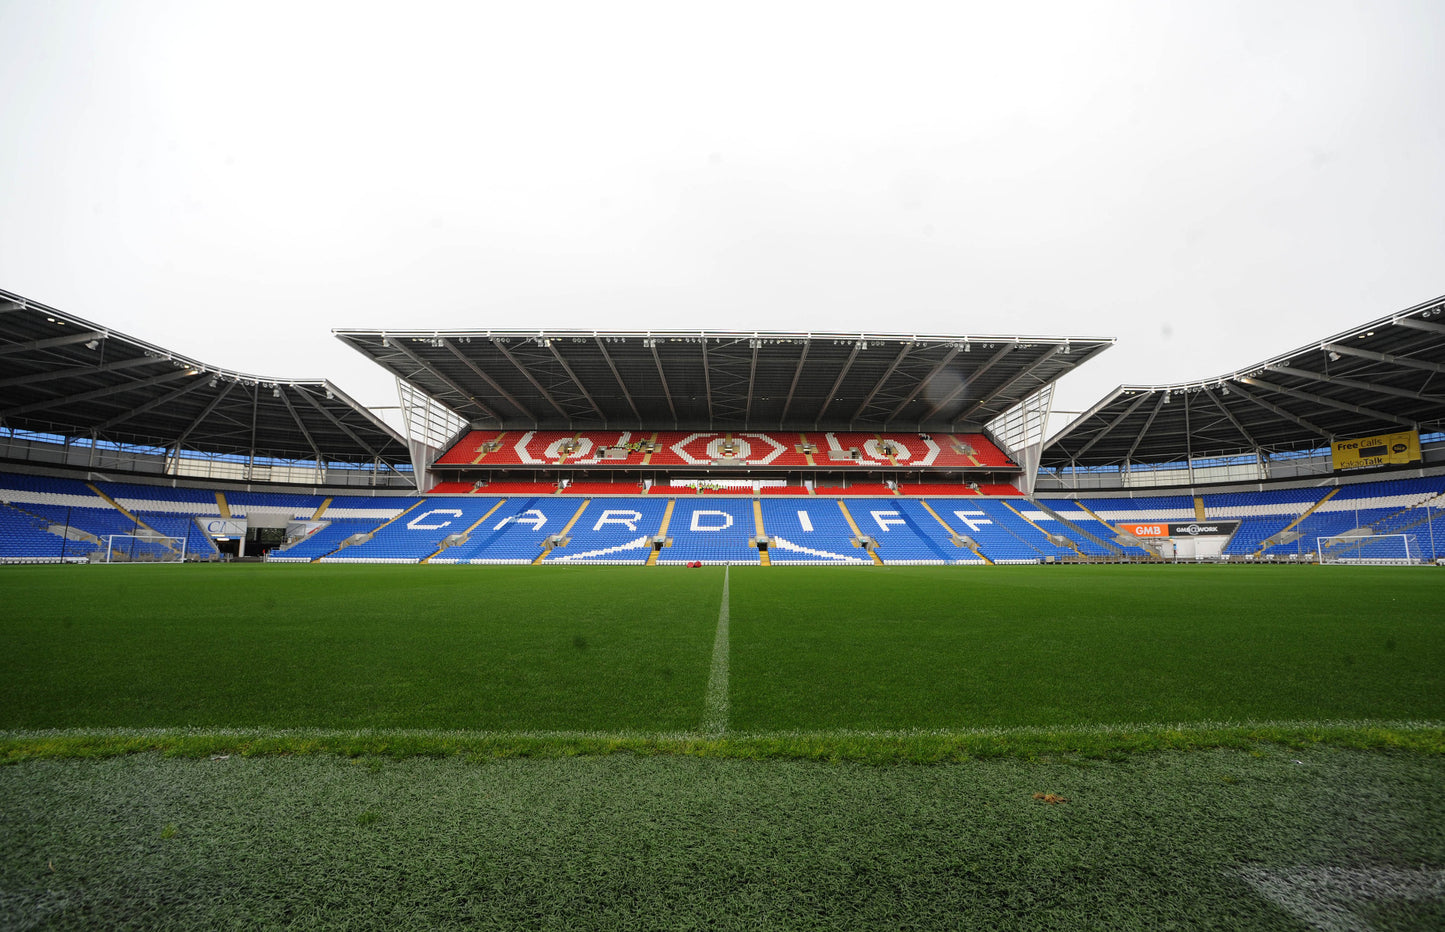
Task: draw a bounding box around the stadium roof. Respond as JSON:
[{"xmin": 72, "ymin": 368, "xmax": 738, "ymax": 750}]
[
  {"xmin": 0, "ymin": 288, "xmax": 410, "ymax": 471},
  {"xmin": 334, "ymin": 328, "xmax": 1114, "ymax": 433},
  {"xmin": 1042, "ymin": 294, "xmax": 1445, "ymax": 468}
]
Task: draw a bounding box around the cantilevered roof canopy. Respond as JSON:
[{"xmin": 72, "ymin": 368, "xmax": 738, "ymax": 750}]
[
  {"xmin": 335, "ymin": 328, "xmax": 1114, "ymax": 433},
  {"xmin": 1043, "ymin": 294, "xmax": 1445, "ymax": 468},
  {"xmin": 0, "ymin": 288, "xmax": 410, "ymax": 470}
]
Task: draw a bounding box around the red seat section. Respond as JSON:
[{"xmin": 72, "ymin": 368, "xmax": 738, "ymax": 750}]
[
  {"xmin": 434, "ymin": 430, "xmax": 1018, "ymax": 470},
  {"xmin": 433, "ymin": 430, "xmax": 509, "ymax": 466},
  {"xmin": 427, "ymin": 481, "xmax": 476, "ymax": 494},
  {"xmin": 562, "ymin": 481, "xmax": 649, "ymax": 495},
  {"xmin": 977, "ymin": 483, "xmax": 1022, "ymax": 496},
  {"xmin": 759, "ymin": 485, "xmax": 812, "ymax": 495},
  {"xmin": 814, "ymin": 483, "xmax": 897, "ymax": 496}
]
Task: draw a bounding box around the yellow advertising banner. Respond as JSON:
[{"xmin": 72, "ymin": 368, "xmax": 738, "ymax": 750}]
[{"xmin": 1331, "ymin": 430, "xmax": 1421, "ymax": 471}]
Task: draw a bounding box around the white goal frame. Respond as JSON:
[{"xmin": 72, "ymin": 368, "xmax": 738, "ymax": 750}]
[
  {"xmin": 1316, "ymin": 533, "xmax": 1420, "ymax": 565},
  {"xmin": 102, "ymin": 534, "xmax": 188, "ymax": 564}
]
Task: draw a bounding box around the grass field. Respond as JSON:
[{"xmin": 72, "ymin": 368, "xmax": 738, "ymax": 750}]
[{"xmin": 3, "ymin": 563, "xmax": 1443, "ymax": 928}]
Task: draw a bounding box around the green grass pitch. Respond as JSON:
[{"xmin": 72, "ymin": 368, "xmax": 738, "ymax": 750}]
[{"xmin": 2, "ymin": 563, "xmax": 1443, "ymax": 929}]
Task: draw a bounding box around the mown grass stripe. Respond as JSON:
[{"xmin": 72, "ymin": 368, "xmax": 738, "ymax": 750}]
[
  {"xmin": 702, "ymin": 565, "xmax": 730, "ymax": 735},
  {"xmin": 4, "ymin": 721, "xmax": 1441, "ymax": 764}
]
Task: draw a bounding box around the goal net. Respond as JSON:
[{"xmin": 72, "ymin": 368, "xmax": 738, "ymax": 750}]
[
  {"xmin": 101, "ymin": 534, "xmax": 188, "ymax": 564},
  {"xmin": 1316, "ymin": 533, "xmax": 1420, "ymax": 565}
]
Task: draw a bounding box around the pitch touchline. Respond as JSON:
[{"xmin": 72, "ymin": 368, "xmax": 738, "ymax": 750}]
[{"xmin": 703, "ymin": 565, "xmax": 730, "ymax": 736}]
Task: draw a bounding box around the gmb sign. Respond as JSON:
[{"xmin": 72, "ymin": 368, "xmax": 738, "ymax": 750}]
[
  {"xmin": 1332, "ymin": 430, "xmax": 1421, "ymax": 471},
  {"xmin": 1118, "ymin": 521, "xmax": 1239, "ymax": 538}
]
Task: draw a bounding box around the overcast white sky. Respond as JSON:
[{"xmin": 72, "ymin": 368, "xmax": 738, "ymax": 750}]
[{"xmin": 2, "ymin": 0, "xmax": 1441, "ymax": 431}]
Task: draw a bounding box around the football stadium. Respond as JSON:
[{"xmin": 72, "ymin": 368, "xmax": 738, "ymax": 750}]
[{"xmin": 2, "ymin": 285, "xmax": 1443, "ymax": 928}]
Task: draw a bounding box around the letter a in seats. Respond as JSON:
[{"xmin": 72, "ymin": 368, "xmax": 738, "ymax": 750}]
[{"xmin": 494, "ymin": 509, "xmax": 547, "ymax": 531}]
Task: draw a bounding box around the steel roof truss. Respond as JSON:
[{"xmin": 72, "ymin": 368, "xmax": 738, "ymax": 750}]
[
  {"xmin": 274, "ymin": 385, "xmax": 323, "ymax": 462},
  {"xmin": 919, "ymin": 345, "xmax": 1012, "ymax": 424},
  {"xmin": 1124, "ymin": 393, "xmax": 1170, "ymax": 463},
  {"xmin": 0, "ymin": 330, "xmax": 107, "ymax": 359},
  {"xmin": 954, "ymin": 346, "xmax": 1065, "ymax": 425},
  {"xmin": 1227, "ymin": 382, "xmax": 1332, "ymax": 440},
  {"xmin": 1322, "ymin": 343, "xmax": 1445, "ymax": 376},
  {"xmin": 0, "ymin": 354, "xmax": 167, "ymax": 389},
  {"xmin": 851, "ymin": 341, "xmax": 913, "ymax": 422},
  {"xmin": 1201, "ymin": 387, "xmax": 1261, "ymax": 451},
  {"xmin": 594, "ymin": 337, "xmax": 641, "ymax": 424},
  {"xmin": 1268, "ymin": 364, "xmax": 1445, "ymax": 405},
  {"xmin": 491, "ymin": 339, "xmax": 572, "ymax": 423},
  {"xmin": 93, "ymin": 376, "xmax": 214, "ymax": 432},
  {"xmin": 441, "ymin": 341, "xmax": 525, "ymax": 423},
  {"xmin": 386, "ymin": 339, "xmax": 498, "ymax": 423},
  {"xmin": 170, "ymin": 380, "xmax": 239, "ymax": 450},
  {"xmin": 1238, "ymin": 376, "xmax": 1416, "ymax": 429},
  {"xmin": 547, "ymin": 342, "xmax": 607, "ymax": 424},
  {"xmin": 650, "ymin": 342, "xmax": 678, "ymax": 424},
  {"xmin": 1, "ymin": 368, "xmax": 195, "ymax": 420},
  {"xmin": 886, "ymin": 348, "xmax": 960, "ymax": 422},
  {"xmin": 814, "ymin": 342, "xmax": 865, "ymax": 424},
  {"xmin": 1072, "ymin": 391, "xmax": 1152, "ymax": 458},
  {"xmin": 778, "ymin": 342, "xmax": 810, "ymax": 426}
]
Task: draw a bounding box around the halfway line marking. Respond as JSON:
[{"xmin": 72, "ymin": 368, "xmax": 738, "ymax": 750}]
[{"xmin": 703, "ymin": 565, "xmax": 730, "ymax": 736}]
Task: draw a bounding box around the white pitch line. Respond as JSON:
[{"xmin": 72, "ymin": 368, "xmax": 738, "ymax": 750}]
[{"xmin": 702, "ymin": 565, "xmax": 730, "ymax": 736}]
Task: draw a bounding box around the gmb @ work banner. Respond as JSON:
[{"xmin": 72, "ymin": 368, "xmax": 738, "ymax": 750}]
[{"xmin": 1331, "ymin": 430, "xmax": 1420, "ymax": 471}]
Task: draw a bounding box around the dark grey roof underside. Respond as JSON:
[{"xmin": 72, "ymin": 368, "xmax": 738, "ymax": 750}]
[
  {"xmin": 335, "ymin": 328, "xmax": 1114, "ymax": 433},
  {"xmin": 0, "ymin": 288, "xmax": 409, "ymax": 468},
  {"xmin": 1043, "ymin": 294, "xmax": 1445, "ymax": 467}
]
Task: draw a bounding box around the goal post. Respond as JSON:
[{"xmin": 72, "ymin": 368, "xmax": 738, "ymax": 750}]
[
  {"xmin": 101, "ymin": 534, "xmax": 188, "ymax": 564},
  {"xmin": 1316, "ymin": 533, "xmax": 1419, "ymax": 565}
]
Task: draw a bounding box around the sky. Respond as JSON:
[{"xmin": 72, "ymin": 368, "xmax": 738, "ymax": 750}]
[{"xmin": 1, "ymin": 0, "xmax": 1442, "ymax": 435}]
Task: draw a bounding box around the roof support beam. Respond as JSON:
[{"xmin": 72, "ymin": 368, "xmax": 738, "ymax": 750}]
[
  {"xmin": 0, "ymin": 330, "xmax": 106, "ymax": 359},
  {"xmin": 953, "ymin": 346, "xmax": 1065, "ymax": 425},
  {"xmin": 814, "ymin": 342, "xmax": 864, "ymax": 424},
  {"xmin": 440, "ymin": 341, "xmax": 524, "ymax": 423},
  {"xmin": 0, "ymin": 299, "xmax": 25, "ymax": 314},
  {"xmin": 1321, "ymin": 343, "xmax": 1445, "ymax": 375},
  {"xmin": 1201, "ymin": 387, "xmax": 1261, "ymax": 450},
  {"xmin": 745, "ymin": 339, "xmax": 759, "ymax": 425},
  {"xmin": 93, "ymin": 376, "xmax": 214, "ymax": 431},
  {"xmin": 851, "ymin": 341, "xmax": 912, "ymax": 422},
  {"xmin": 1227, "ymin": 382, "xmax": 1332, "ymax": 440},
  {"xmin": 275, "ymin": 385, "xmax": 324, "ymax": 461},
  {"xmin": 1266, "ymin": 364, "xmax": 1445, "ymax": 404},
  {"xmin": 778, "ymin": 341, "xmax": 810, "ymax": 427},
  {"xmin": 594, "ymin": 337, "xmax": 641, "ymax": 424},
  {"xmin": 295, "ymin": 385, "xmax": 401, "ymax": 472},
  {"xmin": 1238, "ymin": 376, "xmax": 1417, "ymax": 429},
  {"xmin": 0, "ymin": 354, "xmax": 166, "ymax": 389},
  {"xmin": 491, "ymin": 339, "xmax": 570, "ymax": 423},
  {"xmin": 650, "ymin": 341, "xmax": 677, "ymax": 425},
  {"xmin": 886, "ymin": 348, "xmax": 960, "ymax": 422},
  {"xmin": 547, "ymin": 342, "xmax": 607, "ymax": 424},
  {"xmin": 384, "ymin": 339, "xmax": 500, "ymax": 423},
  {"xmin": 918, "ymin": 345, "xmax": 1012, "ymax": 424},
  {"xmin": 1071, "ymin": 391, "xmax": 1152, "ymax": 458},
  {"xmin": 1124, "ymin": 393, "xmax": 1169, "ymax": 463},
  {"xmin": 1, "ymin": 369, "xmax": 194, "ymax": 419},
  {"xmin": 1395, "ymin": 317, "xmax": 1445, "ymax": 336},
  {"xmin": 701, "ymin": 337, "xmax": 713, "ymax": 425},
  {"xmin": 169, "ymin": 380, "xmax": 238, "ymax": 451}
]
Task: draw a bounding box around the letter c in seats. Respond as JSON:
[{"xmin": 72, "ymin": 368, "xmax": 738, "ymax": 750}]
[{"xmin": 408, "ymin": 509, "xmax": 463, "ymax": 531}]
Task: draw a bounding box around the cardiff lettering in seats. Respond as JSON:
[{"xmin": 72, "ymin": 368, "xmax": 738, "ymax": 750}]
[
  {"xmin": 952, "ymin": 509, "xmax": 993, "ymax": 533},
  {"xmin": 408, "ymin": 509, "xmax": 463, "ymax": 530},
  {"xmin": 494, "ymin": 509, "xmax": 547, "ymax": 531},
  {"xmin": 871, "ymin": 510, "xmax": 906, "ymax": 532},
  {"xmin": 690, "ymin": 510, "xmax": 734, "ymax": 532},
  {"xmin": 593, "ymin": 510, "xmax": 644, "ymax": 532}
]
